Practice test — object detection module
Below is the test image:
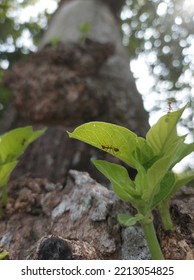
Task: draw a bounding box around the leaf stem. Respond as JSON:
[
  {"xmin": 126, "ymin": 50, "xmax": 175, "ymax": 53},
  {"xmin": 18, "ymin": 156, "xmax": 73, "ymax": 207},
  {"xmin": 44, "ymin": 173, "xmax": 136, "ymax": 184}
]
[
  {"xmin": 141, "ymin": 215, "xmax": 164, "ymax": 260},
  {"xmin": 159, "ymin": 200, "xmax": 174, "ymax": 230}
]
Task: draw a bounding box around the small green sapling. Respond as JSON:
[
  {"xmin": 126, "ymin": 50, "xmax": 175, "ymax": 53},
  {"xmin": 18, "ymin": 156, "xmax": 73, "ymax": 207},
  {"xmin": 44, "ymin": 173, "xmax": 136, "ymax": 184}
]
[{"xmin": 68, "ymin": 104, "xmax": 194, "ymax": 259}]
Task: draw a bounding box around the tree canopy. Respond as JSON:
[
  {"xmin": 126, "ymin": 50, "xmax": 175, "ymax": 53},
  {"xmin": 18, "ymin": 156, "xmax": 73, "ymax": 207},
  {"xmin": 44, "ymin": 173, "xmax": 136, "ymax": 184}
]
[{"xmin": 0, "ymin": 0, "xmax": 194, "ymax": 139}]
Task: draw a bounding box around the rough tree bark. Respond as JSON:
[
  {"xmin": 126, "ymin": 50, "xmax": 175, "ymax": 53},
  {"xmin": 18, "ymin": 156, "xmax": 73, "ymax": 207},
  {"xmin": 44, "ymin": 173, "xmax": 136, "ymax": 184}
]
[
  {"xmin": 0, "ymin": 170, "xmax": 150, "ymax": 260},
  {"xmin": 2, "ymin": 0, "xmax": 193, "ymax": 260}
]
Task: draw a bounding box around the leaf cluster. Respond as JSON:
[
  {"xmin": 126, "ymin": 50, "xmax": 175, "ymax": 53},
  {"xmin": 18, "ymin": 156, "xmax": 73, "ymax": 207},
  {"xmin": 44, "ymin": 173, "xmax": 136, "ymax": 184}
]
[{"xmin": 68, "ymin": 105, "xmax": 194, "ymax": 227}]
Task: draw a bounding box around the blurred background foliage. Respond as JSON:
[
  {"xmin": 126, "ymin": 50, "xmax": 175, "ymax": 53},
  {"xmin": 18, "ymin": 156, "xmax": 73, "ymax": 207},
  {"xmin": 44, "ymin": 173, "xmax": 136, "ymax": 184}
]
[
  {"xmin": 122, "ymin": 0, "xmax": 194, "ymax": 134},
  {"xmin": 0, "ymin": 0, "xmax": 194, "ymax": 143}
]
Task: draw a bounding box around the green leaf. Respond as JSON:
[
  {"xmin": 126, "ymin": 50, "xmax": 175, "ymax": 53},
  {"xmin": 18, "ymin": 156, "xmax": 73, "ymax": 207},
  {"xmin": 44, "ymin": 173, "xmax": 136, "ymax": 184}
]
[
  {"xmin": 0, "ymin": 126, "xmax": 46, "ymax": 208},
  {"xmin": 0, "ymin": 126, "xmax": 45, "ymax": 164},
  {"xmin": 170, "ymin": 171, "xmax": 194, "ymax": 197},
  {"xmin": 68, "ymin": 122, "xmax": 138, "ymax": 168},
  {"xmin": 0, "ymin": 161, "xmax": 18, "ymax": 204},
  {"xmin": 134, "ymin": 163, "xmax": 147, "ymax": 196},
  {"xmin": 170, "ymin": 142, "xmax": 194, "ymax": 169},
  {"xmin": 133, "ymin": 137, "xmax": 155, "ymax": 168},
  {"xmin": 146, "ymin": 104, "xmax": 187, "ymax": 155},
  {"xmin": 118, "ymin": 213, "xmax": 144, "ymax": 227},
  {"xmin": 0, "ymin": 247, "xmax": 8, "ymax": 260},
  {"xmin": 151, "ymin": 172, "xmax": 176, "ymax": 209},
  {"xmin": 92, "ymin": 159, "xmax": 140, "ymax": 203},
  {"xmin": 0, "ymin": 161, "xmax": 18, "ymax": 188},
  {"xmin": 143, "ymin": 140, "xmax": 183, "ymax": 202}
]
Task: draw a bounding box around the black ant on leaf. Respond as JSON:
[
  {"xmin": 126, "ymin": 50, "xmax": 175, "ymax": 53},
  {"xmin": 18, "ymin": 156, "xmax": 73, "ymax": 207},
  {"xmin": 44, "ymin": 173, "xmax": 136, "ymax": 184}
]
[
  {"xmin": 101, "ymin": 145, "xmax": 119, "ymax": 153},
  {"xmin": 166, "ymin": 98, "xmax": 176, "ymax": 114}
]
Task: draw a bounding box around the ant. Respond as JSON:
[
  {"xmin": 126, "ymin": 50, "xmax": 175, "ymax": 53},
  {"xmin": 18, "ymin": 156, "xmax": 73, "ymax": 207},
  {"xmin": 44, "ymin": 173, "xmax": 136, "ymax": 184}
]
[
  {"xmin": 21, "ymin": 138, "xmax": 27, "ymax": 146},
  {"xmin": 101, "ymin": 145, "xmax": 119, "ymax": 153},
  {"xmin": 166, "ymin": 98, "xmax": 176, "ymax": 114}
]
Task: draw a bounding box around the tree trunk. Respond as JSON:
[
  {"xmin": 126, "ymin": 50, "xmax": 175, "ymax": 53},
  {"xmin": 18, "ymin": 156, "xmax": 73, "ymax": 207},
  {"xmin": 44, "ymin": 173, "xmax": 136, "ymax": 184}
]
[{"xmin": 2, "ymin": 0, "xmax": 149, "ymax": 183}]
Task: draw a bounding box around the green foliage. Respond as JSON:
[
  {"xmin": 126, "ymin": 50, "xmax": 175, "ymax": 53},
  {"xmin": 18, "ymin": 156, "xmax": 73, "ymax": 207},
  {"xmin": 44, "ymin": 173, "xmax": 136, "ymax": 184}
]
[
  {"xmin": 68, "ymin": 104, "xmax": 194, "ymax": 259},
  {"xmin": 0, "ymin": 243, "xmax": 8, "ymax": 260},
  {"xmin": 91, "ymin": 160, "xmax": 140, "ymax": 203},
  {"xmin": 69, "ymin": 121, "xmax": 138, "ymax": 167},
  {"xmin": 118, "ymin": 213, "xmax": 144, "ymax": 227},
  {"xmin": 0, "ymin": 126, "xmax": 45, "ymax": 212},
  {"xmin": 68, "ymin": 104, "xmax": 194, "ymax": 214}
]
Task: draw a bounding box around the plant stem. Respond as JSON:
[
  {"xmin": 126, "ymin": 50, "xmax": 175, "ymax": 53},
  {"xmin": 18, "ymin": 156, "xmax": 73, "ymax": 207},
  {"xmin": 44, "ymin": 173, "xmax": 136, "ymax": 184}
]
[
  {"xmin": 141, "ymin": 217, "xmax": 164, "ymax": 260},
  {"xmin": 159, "ymin": 200, "xmax": 173, "ymax": 230}
]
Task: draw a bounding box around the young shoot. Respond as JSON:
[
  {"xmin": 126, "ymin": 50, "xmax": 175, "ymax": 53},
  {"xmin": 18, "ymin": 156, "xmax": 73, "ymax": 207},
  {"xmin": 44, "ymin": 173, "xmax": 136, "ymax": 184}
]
[{"xmin": 68, "ymin": 104, "xmax": 194, "ymax": 259}]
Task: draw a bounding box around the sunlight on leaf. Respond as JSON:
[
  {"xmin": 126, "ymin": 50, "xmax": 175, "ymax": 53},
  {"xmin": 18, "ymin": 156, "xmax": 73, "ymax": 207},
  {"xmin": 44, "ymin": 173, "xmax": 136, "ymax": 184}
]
[
  {"xmin": 146, "ymin": 104, "xmax": 187, "ymax": 155},
  {"xmin": 0, "ymin": 126, "xmax": 45, "ymax": 164},
  {"xmin": 68, "ymin": 122, "xmax": 138, "ymax": 168}
]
